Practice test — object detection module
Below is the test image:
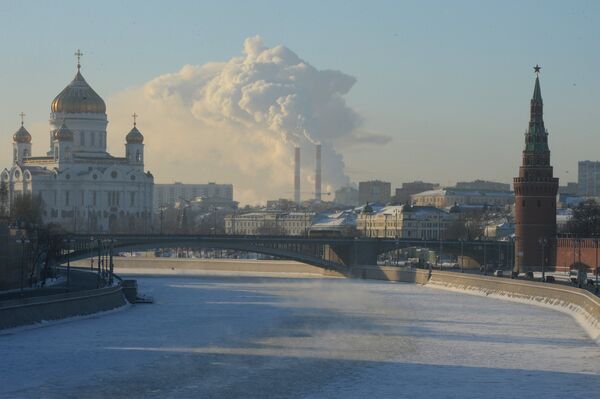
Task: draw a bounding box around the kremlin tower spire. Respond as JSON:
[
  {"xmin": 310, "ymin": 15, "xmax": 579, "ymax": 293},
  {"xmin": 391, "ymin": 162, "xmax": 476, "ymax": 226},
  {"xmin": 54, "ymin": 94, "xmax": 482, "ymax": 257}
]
[{"xmin": 513, "ymin": 65, "xmax": 559, "ymax": 274}]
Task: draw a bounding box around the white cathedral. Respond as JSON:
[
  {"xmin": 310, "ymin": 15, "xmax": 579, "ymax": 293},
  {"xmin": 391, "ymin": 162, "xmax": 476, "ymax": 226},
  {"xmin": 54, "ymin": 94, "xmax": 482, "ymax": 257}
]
[{"xmin": 1, "ymin": 53, "xmax": 154, "ymax": 233}]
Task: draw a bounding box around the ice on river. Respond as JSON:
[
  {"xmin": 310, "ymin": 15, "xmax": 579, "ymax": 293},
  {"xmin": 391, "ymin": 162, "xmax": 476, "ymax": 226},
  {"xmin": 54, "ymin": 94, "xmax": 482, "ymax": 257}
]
[{"xmin": 1, "ymin": 273, "xmax": 599, "ymax": 398}]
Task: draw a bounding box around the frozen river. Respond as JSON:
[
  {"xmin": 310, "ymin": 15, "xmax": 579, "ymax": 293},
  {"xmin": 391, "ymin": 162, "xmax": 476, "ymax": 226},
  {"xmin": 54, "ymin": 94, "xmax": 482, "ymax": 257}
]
[{"xmin": 1, "ymin": 273, "xmax": 599, "ymax": 398}]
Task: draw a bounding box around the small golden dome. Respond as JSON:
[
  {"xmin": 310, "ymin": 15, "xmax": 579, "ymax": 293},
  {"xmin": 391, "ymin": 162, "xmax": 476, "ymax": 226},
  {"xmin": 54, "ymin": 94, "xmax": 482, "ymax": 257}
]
[
  {"xmin": 13, "ymin": 125, "xmax": 32, "ymax": 143},
  {"xmin": 126, "ymin": 126, "xmax": 144, "ymax": 144},
  {"xmin": 53, "ymin": 122, "xmax": 74, "ymax": 141},
  {"xmin": 51, "ymin": 70, "xmax": 106, "ymax": 114}
]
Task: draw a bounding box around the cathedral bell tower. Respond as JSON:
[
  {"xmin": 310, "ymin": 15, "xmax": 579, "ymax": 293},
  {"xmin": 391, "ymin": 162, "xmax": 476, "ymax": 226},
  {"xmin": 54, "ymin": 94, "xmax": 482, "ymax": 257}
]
[
  {"xmin": 513, "ymin": 65, "xmax": 559, "ymax": 273},
  {"xmin": 125, "ymin": 113, "xmax": 144, "ymax": 170}
]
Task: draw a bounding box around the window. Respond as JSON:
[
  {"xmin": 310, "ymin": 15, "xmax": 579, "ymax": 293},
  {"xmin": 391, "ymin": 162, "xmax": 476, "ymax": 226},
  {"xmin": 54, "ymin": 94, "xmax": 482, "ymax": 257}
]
[
  {"xmin": 80, "ymin": 132, "xmax": 85, "ymax": 146},
  {"xmin": 91, "ymin": 131, "xmax": 96, "ymax": 146},
  {"xmin": 65, "ymin": 191, "xmax": 70, "ymax": 206},
  {"xmin": 130, "ymin": 192, "xmax": 135, "ymax": 207},
  {"xmin": 92, "ymin": 191, "xmax": 97, "ymax": 206}
]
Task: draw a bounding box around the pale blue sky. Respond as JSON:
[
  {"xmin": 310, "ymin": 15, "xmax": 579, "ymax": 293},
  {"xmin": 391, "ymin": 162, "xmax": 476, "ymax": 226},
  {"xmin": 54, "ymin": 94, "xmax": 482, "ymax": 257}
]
[{"xmin": 1, "ymin": 0, "xmax": 598, "ymax": 189}]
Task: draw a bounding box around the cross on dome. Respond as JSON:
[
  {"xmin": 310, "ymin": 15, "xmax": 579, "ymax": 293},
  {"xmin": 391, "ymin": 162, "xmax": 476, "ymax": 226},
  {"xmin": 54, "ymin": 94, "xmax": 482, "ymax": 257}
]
[
  {"xmin": 132, "ymin": 112, "xmax": 138, "ymax": 126},
  {"xmin": 75, "ymin": 49, "xmax": 83, "ymax": 70},
  {"xmin": 19, "ymin": 112, "xmax": 25, "ymax": 126}
]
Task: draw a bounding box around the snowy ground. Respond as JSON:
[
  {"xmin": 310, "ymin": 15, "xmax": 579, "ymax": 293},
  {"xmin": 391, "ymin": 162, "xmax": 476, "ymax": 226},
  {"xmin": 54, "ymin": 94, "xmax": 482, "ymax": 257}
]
[{"xmin": 1, "ymin": 273, "xmax": 599, "ymax": 398}]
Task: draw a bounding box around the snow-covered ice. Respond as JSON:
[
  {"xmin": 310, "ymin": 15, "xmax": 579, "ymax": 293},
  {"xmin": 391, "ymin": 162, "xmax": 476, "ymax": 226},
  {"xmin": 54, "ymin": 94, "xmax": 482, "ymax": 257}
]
[{"xmin": 1, "ymin": 273, "xmax": 599, "ymax": 398}]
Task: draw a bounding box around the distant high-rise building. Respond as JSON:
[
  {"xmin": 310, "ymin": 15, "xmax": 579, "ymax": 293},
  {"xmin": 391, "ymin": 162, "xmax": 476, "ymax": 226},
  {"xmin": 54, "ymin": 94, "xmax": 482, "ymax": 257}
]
[
  {"xmin": 334, "ymin": 186, "xmax": 359, "ymax": 206},
  {"xmin": 513, "ymin": 66, "xmax": 559, "ymax": 273},
  {"xmin": 394, "ymin": 181, "xmax": 439, "ymax": 204},
  {"xmin": 358, "ymin": 180, "xmax": 391, "ymax": 204},
  {"xmin": 154, "ymin": 182, "xmax": 233, "ymax": 209},
  {"xmin": 558, "ymin": 182, "xmax": 579, "ymax": 196},
  {"xmin": 577, "ymin": 161, "xmax": 600, "ymax": 196},
  {"xmin": 454, "ymin": 180, "xmax": 510, "ymax": 192}
]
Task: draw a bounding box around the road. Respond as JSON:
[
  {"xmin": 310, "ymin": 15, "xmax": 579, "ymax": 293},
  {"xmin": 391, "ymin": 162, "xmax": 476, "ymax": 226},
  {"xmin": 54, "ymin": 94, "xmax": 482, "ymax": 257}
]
[{"xmin": 1, "ymin": 272, "xmax": 599, "ymax": 398}]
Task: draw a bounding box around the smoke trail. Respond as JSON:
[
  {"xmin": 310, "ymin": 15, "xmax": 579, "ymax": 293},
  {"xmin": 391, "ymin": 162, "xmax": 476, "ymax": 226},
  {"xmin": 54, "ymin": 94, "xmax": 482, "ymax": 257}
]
[{"xmin": 109, "ymin": 36, "xmax": 387, "ymax": 203}]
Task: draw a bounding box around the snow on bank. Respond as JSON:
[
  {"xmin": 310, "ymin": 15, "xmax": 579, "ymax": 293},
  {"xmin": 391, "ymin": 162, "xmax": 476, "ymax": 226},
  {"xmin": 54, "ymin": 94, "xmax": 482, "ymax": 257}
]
[{"xmin": 426, "ymin": 281, "xmax": 600, "ymax": 345}]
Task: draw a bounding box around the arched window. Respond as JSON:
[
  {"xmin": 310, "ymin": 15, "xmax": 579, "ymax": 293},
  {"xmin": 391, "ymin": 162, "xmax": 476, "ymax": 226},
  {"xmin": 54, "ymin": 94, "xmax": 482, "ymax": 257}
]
[
  {"xmin": 13, "ymin": 149, "xmax": 17, "ymax": 162},
  {"xmin": 136, "ymin": 150, "xmax": 142, "ymax": 162}
]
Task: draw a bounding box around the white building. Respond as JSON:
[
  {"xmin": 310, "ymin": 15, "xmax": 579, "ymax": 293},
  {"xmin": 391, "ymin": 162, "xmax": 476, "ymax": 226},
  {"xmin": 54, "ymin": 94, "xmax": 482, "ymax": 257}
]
[
  {"xmin": 356, "ymin": 204, "xmax": 458, "ymax": 239},
  {"xmin": 1, "ymin": 56, "xmax": 153, "ymax": 232},
  {"xmin": 411, "ymin": 188, "xmax": 514, "ymax": 208},
  {"xmin": 225, "ymin": 212, "xmax": 314, "ymax": 236},
  {"xmin": 154, "ymin": 182, "xmax": 233, "ymax": 209}
]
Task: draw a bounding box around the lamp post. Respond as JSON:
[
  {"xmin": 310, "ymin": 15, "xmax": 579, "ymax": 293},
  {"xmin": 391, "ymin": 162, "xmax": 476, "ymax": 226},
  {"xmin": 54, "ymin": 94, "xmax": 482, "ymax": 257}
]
[
  {"xmin": 64, "ymin": 238, "xmax": 73, "ymax": 290},
  {"xmin": 483, "ymin": 240, "xmax": 487, "ymax": 275},
  {"xmin": 159, "ymin": 205, "xmax": 166, "ymax": 235},
  {"xmin": 538, "ymin": 238, "xmax": 548, "ymax": 282},
  {"xmin": 459, "ymin": 238, "xmax": 464, "ymax": 273},
  {"xmin": 595, "ymin": 238, "xmax": 599, "ymax": 295},
  {"xmin": 16, "ymin": 234, "xmax": 30, "ymax": 294}
]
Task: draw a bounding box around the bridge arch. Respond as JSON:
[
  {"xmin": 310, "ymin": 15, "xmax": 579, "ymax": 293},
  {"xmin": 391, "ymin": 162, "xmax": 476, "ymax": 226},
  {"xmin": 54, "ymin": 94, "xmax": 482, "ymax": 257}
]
[{"xmin": 59, "ymin": 236, "xmax": 347, "ymax": 272}]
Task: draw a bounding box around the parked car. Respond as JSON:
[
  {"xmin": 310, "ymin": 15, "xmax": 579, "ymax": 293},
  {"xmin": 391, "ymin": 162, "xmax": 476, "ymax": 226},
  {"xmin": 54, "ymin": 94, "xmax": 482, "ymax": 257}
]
[
  {"xmin": 493, "ymin": 270, "xmax": 504, "ymax": 277},
  {"xmin": 569, "ymin": 269, "xmax": 579, "ymax": 284}
]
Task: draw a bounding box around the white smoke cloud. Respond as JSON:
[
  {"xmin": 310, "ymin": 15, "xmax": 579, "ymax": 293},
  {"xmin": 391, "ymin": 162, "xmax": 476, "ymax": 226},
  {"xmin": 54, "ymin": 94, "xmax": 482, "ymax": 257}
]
[{"xmin": 108, "ymin": 36, "xmax": 382, "ymax": 204}]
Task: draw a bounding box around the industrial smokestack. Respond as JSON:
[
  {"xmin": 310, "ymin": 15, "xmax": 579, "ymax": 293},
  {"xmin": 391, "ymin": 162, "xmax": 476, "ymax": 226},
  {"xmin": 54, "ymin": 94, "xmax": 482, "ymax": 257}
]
[
  {"xmin": 315, "ymin": 144, "xmax": 322, "ymax": 201},
  {"xmin": 294, "ymin": 147, "xmax": 301, "ymax": 204}
]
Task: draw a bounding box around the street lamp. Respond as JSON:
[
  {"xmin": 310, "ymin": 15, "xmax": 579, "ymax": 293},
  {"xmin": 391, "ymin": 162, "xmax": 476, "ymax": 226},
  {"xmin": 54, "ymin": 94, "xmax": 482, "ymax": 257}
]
[
  {"xmin": 16, "ymin": 234, "xmax": 30, "ymax": 294},
  {"xmin": 64, "ymin": 237, "xmax": 75, "ymax": 290},
  {"xmin": 459, "ymin": 238, "xmax": 465, "ymax": 273},
  {"xmin": 159, "ymin": 205, "xmax": 167, "ymax": 235},
  {"xmin": 483, "ymin": 240, "xmax": 487, "ymax": 275},
  {"xmin": 538, "ymin": 237, "xmax": 548, "ymax": 282},
  {"xmin": 595, "ymin": 238, "xmax": 599, "ymax": 295}
]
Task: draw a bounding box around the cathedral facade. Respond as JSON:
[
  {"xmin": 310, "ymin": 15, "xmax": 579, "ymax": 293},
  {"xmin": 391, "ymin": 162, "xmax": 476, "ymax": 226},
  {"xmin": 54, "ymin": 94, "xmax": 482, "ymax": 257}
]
[{"xmin": 1, "ymin": 55, "xmax": 154, "ymax": 233}]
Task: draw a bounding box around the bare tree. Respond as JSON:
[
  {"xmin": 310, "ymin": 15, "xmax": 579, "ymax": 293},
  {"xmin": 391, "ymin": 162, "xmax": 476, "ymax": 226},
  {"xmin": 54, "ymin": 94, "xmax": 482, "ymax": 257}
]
[
  {"xmin": 0, "ymin": 181, "xmax": 8, "ymax": 219},
  {"xmin": 10, "ymin": 193, "xmax": 43, "ymax": 226},
  {"xmin": 565, "ymin": 199, "xmax": 600, "ymax": 237}
]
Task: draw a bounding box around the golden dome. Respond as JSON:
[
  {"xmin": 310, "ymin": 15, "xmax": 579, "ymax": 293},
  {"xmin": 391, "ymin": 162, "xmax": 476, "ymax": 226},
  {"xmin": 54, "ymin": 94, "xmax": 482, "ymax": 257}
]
[
  {"xmin": 51, "ymin": 69, "xmax": 106, "ymax": 114},
  {"xmin": 53, "ymin": 122, "xmax": 74, "ymax": 141},
  {"xmin": 13, "ymin": 125, "xmax": 32, "ymax": 143},
  {"xmin": 126, "ymin": 126, "xmax": 144, "ymax": 144}
]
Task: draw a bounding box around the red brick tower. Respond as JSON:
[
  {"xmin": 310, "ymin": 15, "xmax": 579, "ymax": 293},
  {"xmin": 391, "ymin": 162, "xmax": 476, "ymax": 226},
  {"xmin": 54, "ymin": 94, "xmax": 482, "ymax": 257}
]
[{"xmin": 513, "ymin": 65, "xmax": 559, "ymax": 273}]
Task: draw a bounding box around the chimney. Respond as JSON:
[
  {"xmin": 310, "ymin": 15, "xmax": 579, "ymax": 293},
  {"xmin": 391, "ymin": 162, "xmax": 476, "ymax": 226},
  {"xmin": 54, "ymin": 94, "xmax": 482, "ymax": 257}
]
[
  {"xmin": 315, "ymin": 143, "xmax": 322, "ymax": 201},
  {"xmin": 294, "ymin": 147, "xmax": 301, "ymax": 204}
]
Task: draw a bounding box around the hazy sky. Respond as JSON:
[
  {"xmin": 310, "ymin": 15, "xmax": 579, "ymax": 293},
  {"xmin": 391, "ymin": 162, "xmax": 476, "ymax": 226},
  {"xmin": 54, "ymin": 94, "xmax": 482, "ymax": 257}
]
[{"xmin": 0, "ymin": 1, "xmax": 598, "ymax": 203}]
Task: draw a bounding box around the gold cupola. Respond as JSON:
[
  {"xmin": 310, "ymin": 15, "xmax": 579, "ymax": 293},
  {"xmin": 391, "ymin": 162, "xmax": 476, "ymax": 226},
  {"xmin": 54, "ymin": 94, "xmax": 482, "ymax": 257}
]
[
  {"xmin": 51, "ymin": 54, "xmax": 106, "ymax": 114},
  {"xmin": 53, "ymin": 122, "xmax": 74, "ymax": 141},
  {"xmin": 13, "ymin": 125, "xmax": 32, "ymax": 143}
]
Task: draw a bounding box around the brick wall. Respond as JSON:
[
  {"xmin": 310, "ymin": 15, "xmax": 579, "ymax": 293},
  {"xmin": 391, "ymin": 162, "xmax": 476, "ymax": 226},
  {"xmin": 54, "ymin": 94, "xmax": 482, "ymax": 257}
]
[{"xmin": 556, "ymin": 238, "xmax": 600, "ymax": 273}]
